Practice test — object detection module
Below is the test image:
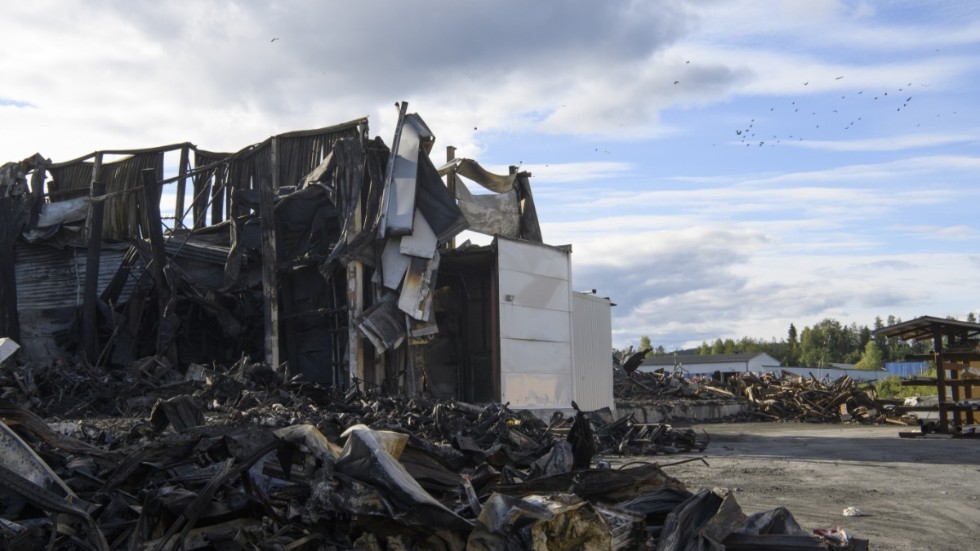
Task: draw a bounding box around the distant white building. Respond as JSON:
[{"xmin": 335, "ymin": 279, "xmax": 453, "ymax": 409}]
[
  {"xmin": 638, "ymin": 353, "xmax": 782, "ymax": 375},
  {"xmin": 780, "ymin": 364, "xmax": 889, "ymax": 382}
]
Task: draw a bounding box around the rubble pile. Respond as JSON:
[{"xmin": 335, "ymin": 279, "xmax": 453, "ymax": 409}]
[
  {"xmin": 615, "ymin": 368, "xmax": 736, "ymax": 402},
  {"xmin": 734, "ymin": 372, "xmax": 887, "ymax": 424},
  {"xmin": 616, "ymin": 368, "xmax": 892, "ymax": 424},
  {"xmin": 0, "ymin": 357, "xmax": 866, "ymax": 550}
]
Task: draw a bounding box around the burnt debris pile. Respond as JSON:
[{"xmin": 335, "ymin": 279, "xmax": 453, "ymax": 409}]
[
  {"xmin": 0, "ymin": 359, "xmax": 865, "ymax": 550},
  {"xmin": 616, "ymin": 367, "xmax": 893, "ymax": 424}
]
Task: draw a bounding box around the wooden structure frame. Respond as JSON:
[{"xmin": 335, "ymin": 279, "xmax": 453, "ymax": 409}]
[{"xmin": 875, "ymin": 316, "xmax": 980, "ymax": 434}]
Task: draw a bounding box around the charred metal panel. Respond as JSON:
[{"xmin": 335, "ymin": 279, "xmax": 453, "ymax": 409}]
[
  {"xmin": 455, "ymin": 180, "xmax": 520, "ymax": 238},
  {"xmin": 13, "ymin": 244, "xmax": 131, "ymax": 360},
  {"xmin": 378, "ymin": 104, "xmax": 418, "ymax": 237},
  {"xmin": 399, "ymin": 210, "xmax": 437, "ymax": 259},
  {"xmin": 438, "ymin": 158, "xmax": 541, "ymax": 242},
  {"xmin": 13, "ymin": 245, "xmax": 132, "ymax": 311},
  {"xmin": 399, "ymin": 251, "xmax": 440, "ymax": 321},
  {"xmin": 380, "ymin": 238, "xmax": 410, "ymax": 290}
]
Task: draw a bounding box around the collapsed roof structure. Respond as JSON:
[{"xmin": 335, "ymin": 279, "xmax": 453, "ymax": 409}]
[{"xmin": 0, "ymin": 104, "xmax": 613, "ymax": 413}]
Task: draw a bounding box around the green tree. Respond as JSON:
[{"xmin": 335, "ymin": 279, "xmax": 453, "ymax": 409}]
[
  {"xmin": 968, "ymin": 312, "xmax": 977, "ymax": 323},
  {"xmin": 854, "ymin": 340, "xmax": 884, "ymax": 371},
  {"xmin": 639, "ymin": 335, "xmax": 653, "ymax": 356},
  {"xmin": 785, "ymin": 324, "xmax": 799, "ymax": 366},
  {"xmin": 800, "ymin": 319, "xmax": 848, "ymax": 367},
  {"xmin": 873, "ymin": 316, "xmax": 886, "ymax": 358},
  {"xmin": 711, "ymin": 338, "xmax": 725, "ymax": 355},
  {"xmin": 723, "ymin": 338, "xmax": 737, "ymax": 354}
]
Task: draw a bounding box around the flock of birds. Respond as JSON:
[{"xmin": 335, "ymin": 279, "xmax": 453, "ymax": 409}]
[
  {"xmin": 264, "ymin": 39, "xmax": 961, "ymax": 156},
  {"xmin": 730, "ymin": 75, "xmax": 933, "ymax": 148}
]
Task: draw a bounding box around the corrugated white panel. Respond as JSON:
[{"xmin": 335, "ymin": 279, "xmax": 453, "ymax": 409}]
[
  {"xmin": 498, "ymin": 269, "xmax": 570, "ymax": 311},
  {"xmin": 572, "ymin": 292, "xmax": 614, "ymax": 411},
  {"xmin": 501, "ymin": 373, "xmax": 572, "ymax": 408},
  {"xmin": 498, "ymin": 304, "xmax": 571, "ymax": 342},
  {"xmin": 497, "ymin": 238, "xmax": 573, "ymax": 410}
]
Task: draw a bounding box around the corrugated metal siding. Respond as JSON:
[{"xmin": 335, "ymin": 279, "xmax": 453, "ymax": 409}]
[
  {"xmin": 572, "ymin": 292, "xmax": 614, "ymax": 411},
  {"xmin": 13, "ymin": 243, "xmax": 138, "ymax": 361},
  {"xmin": 14, "ymin": 244, "xmax": 133, "ymax": 310}
]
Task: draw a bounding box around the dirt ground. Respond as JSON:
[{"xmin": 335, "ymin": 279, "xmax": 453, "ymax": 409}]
[{"xmin": 651, "ymin": 422, "xmax": 980, "ymax": 551}]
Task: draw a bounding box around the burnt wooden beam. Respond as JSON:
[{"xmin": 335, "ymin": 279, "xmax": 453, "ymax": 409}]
[
  {"xmin": 174, "ymin": 144, "xmax": 189, "ymax": 230},
  {"xmin": 346, "ymin": 198, "xmax": 365, "ymax": 388},
  {"xmin": 260, "ymin": 138, "xmax": 281, "ymax": 370},
  {"xmin": 0, "ymin": 199, "xmax": 23, "ymax": 341},
  {"xmin": 444, "ymin": 146, "xmax": 456, "ymax": 251},
  {"xmin": 27, "ymin": 154, "xmax": 47, "ymax": 229},
  {"xmin": 210, "ymin": 176, "xmax": 225, "ymax": 225},
  {"xmin": 81, "ymin": 154, "xmax": 105, "ymax": 364},
  {"xmin": 140, "ymin": 169, "xmax": 171, "ymax": 357},
  {"xmin": 192, "ymin": 171, "xmax": 211, "ymax": 229}
]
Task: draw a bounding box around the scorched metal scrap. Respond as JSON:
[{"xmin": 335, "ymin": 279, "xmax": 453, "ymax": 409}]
[{"xmin": 0, "ymin": 361, "xmax": 867, "ymax": 550}]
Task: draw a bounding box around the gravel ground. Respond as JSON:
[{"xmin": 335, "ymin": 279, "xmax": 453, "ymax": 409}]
[{"xmin": 648, "ymin": 422, "xmax": 980, "ymax": 551}]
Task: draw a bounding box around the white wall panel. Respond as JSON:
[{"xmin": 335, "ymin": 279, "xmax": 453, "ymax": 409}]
[
  {"xmin": 572, "ymin": 292, "xmax": 614, "ymax": 411},
  {"xmin": 498, "ymin": 269, "xmax": 570, "ymax": 312},
  {"xmin": 497, "ymin": 239, "xmax": 568, "ymax": 279},
  {"xmin": 500, "ymin": 338, "xmax": 572, "ymax": 374},
  {"xmin": 497, "ymin": 238, "xmax": 573, "ymax": 410},
  {"xmin": 499, "ymin": 304, "xmax": 571, "ymax": 342},
  {"xmin": 502, "ymin": 373, "xmax": 573, "ymax": 408}
]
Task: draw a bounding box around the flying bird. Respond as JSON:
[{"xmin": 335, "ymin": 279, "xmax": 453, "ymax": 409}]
[
  {"xmin": 674, "ymin": 80, "xmax": 680, "ymax": 85},
  {"xmin": 835, "ymin": 75, "xmax": 844, "ymax": 80},
  {"xmin": 270, "ymin": 37, "xmax": 279, "ymax": 42}
]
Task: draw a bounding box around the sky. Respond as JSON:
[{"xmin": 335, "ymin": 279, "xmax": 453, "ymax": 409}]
[{"xmin": 3, "ymin": 0, "xmax": 979, "ymax": 351}]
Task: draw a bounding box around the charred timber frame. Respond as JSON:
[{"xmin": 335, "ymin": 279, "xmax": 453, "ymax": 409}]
[{"xmin": 261, "ymin": 137, "xmax": 281, "ymax": 371}]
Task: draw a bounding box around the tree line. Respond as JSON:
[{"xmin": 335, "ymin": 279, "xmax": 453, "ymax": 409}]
[{"xmin": 630, "ymin": 313, "xmax": 977, "ymax": 370}]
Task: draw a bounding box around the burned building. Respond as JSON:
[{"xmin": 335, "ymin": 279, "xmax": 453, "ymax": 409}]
[{"xmin": 0, "ymin": 105, "xmax": 613, "ymax": 414}]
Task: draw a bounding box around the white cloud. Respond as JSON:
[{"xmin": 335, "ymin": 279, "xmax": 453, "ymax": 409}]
[
  {"xmin": 528, "ymin": 162, "xmax": 634, "ymax": 183},
  {"xmin": 792, "ymin": 132, "xmax": 980, "ymax": 152},
  {"xmin": 3, "ymin": 0, "xmax": 978, "ymax": 356}
]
